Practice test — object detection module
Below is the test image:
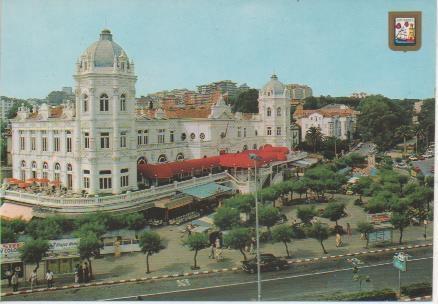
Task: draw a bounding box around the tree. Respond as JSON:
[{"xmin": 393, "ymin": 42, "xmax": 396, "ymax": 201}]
[
  {"xmin": 293, "ymin": 180, "xmax": 307, "ymax": 199},
  {"xmin": 304, "ymin": 166, "xmax": 336, "ymax": 198},
  {"xmin": 305, "ymin": 127, "xmax": 324, "ymax": 153},
  {"xmin": 184, "ymin": 233, "xmax": 210, "ymax": 269},
  {"xmin": 126, "ymin": 213, "xmax": 146, "ymax": 231},
  {"xmin": 25, "ymin": 218, "xmax": 63, "ymax": 240},
  {"xmin": 396, "ymin": 175, "xmax": 409, "ymax": 196},
  {"xmin": 417, "ymin": 98, "xmax": 435, "ymax": 145},
  {"xmin": 356, "ymin": 222, "xmax": 374, "ymax": 248},
  {"xmin": 223, "ymin": 194, "xmax": 254, "ymax": 213},
  {"xmin": 46, "ymin": 90, "xmax": 71, "ymax": 105},
  {"xmin": 224, "ymin": 227, "xmax": 252, "ymax": 261},
  {"xmin": 139, "ymin": 231, "xmax": 165, "ymax": 273},
  {"xmin": 321, "ymin": 202, "xmax": 347, "ymax": 226},
  {"xmin": 395, "ymin": 125, "xmax": 413, "ymax": 155},
  {"xmin": 352, "ymin": 177, "xmax": 372, "ymax": 202},
  {"xmin": 306, "ymin": 222, "xmax": 329, "ymax": 254},
  {"xmin": 232, "ymin": 89, "xmax": 259, "ymax": 113},
  {"xmin": 258, "ymin": 205, "xmax": 280, "ymax": 232},
  {"xmin": 259, "ymin": 187, "xmax": 281, "ymax": 206},
  {"xmin": 213, "ymin": 207, "xmax": 240, "ymax": 230},
  {"xmin": 75, "ymin": 222, "xmax": 106, "ymax": 238},
  {"xmin": 78, "ymin": 232, "xmax": 102, "ymax": 279},
  {"xmin": 1, "ymin": 226, "xmax": 16, "ymax": 243},
  {"xmin": 296, "ymin": 206, "xmax": 317, "ymax": 225},
  {"xmin": 390, "ymin": 212, "xmax": 410, "ymax": 244},
  {"xmin": 6, "ymin": 100, "xmax": 31, "ymax": 119},
  {"xmin": 272, "ymin": 224, "xmax": 294, "ymax": 257},
  {"xmin": 19, "ymin": 239, "xmax": 50, "ymax": 271}
]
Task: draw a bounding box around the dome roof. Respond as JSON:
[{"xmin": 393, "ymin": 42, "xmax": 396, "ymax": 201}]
[
  {"xmin": 83, "ymin": 29, "xmax": 127, "ymax": 67},
  {"xmin": 261, "ymin": 74, "xmax": 286, "ymax": 96}
]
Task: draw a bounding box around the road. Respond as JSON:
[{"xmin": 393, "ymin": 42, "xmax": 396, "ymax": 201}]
[
  {"xmin": 350, "ymin": 142, "xmax": 375, "ymax": 156},
  {"xmin": 4, "ymin": 247, "xmax": 432, "ymax": 301}
]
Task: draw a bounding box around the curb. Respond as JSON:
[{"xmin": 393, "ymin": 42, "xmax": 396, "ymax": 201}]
[
  {"xmin": 1, "ymin": 242, "xmax": 432, "ymax": 297},
  {"xmin": 400, "ymin": 295, "xmax": 432, "ymax": 302}
]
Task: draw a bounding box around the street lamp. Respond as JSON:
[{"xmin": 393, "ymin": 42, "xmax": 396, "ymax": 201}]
[{"xmin": 249, "ymin": 153, "xmax": 262, "ymax": 301}]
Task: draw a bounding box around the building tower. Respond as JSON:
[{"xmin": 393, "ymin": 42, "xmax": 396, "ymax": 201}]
[
  {"xmin": 74, "ymin": 29, "xmax": 137, "ymax": 195},
  {"xmin": 258, "ymin": 74, "xmax": 292, "ymax": 147}
]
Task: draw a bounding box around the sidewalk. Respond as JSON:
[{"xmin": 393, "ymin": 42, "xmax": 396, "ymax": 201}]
[{"xmin": 1, "ymin": 194, "xmax": 433, "ymax": 293}]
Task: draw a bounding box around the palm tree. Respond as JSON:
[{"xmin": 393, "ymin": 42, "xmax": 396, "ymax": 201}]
[
  {"xmin": 412, "ymin": 125, "xmax": 425, "ymax": 154},
  {"xmin": 395, "ymin": 125, "xmax": 412, "ymax": 156},
  {"xmin": 306, "ymin": 127, "xmax": 324, "ymax": 153}
]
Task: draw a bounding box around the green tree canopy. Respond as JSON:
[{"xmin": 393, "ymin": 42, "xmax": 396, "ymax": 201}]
[
  {"xmin": 356, "ymin": 222, "xmax": 374, "ymax": 248},
  {"xmin": 272, "ymin": 224, "xmax": 294, "ymax": 257},
  {"xmin": 78, "ymin": 232, "xmax": 102, "ymax": 278},
  {"xmin": 184, "ymin": 233, "xmax": 210, "ymax": 269},
  {"xmin": 139, "ymin": 231, "xmax": 165, "ymax": 273},
  {"xmin": 46, "ymin": 90, "xmax": 71, "ymax": 105},
  {"xmin": 126, "ymin": 213, "xmax": 146, "ymax": 231},
  {"xmin": 224, "ymin": 227, "xmax": 252, "ymax": 261},
  {"xmin": 19, "ymin": 239, "xmax": 50, "ymax": 271},
  {"xmin": 296, "ymin": 206, "xmax": 317, "ymax": 225},
  {"xmin": 25, "ymin": 218, "xmax": 63, "ymax": 240},
  {"xmin": 231, "ymin": 89, "xmax": 259, "ymax": 113},
  {"xmin": 391, "ymin": 212, "xmax": 410, "ymax": 244},
  {"xmin": 306, "ymin": 221, "xmax": 330, "ymax": 254},
  {"xmin": 258, "ymin": 205, "xmax": 280, "ymax": 232},
  {"xmin": 305, "ymin": 127, "xmax": 324, "ymax": 153},
  {"xmin": 321, "ymin": 202, "xmax": 347, "ymax": 226},
  {"xmin": 213, "ymin": 207, "xmax": 240, "ymax": 230}
]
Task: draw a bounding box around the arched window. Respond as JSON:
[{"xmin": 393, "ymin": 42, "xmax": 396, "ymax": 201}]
[
  {"xmin": 42, "ymin": 162, "xmax": 49, "ymax": 179},
  {"xmin": 137, "ymin": 157, "xmax": 147, "ymax": 165},
  {"xmin": 54, "ymin": 163, "xmax": 61, "ymax": 171},
  {"xmin": 67, "ymin": 164, "xmax": 73, "ymax": 189},
  {"xmin": 199, "ymin": 133, "xmax": 205, "ymax": 140},
  {"xmin": 253, "ymin": 144, "xmax": 257, "ymax": 150},
  {"xmin": 31, "ymin": 161, "xmax": 37, "ymax": 169},
  {"xmin": 20, "ymin": 161, "xmax": 26, "ymax": 181},
  {"xmin": 158, "ymin": 154, "xmax": 167, "ymax": 163},
  {"xmin": 100, "ymin": 93, "xmax": 109, "ymax": 111},
  {"xmin": 267, "ymin": 107, "xmax": 272, "ymax": 117},
  {"xmin": 83, "ymin": 94, "xmax": 88, "ymax": 112},
  {"xmin": 277, "ymin": 107, "xmax": 282, "ymax": 116},
  {"xmin": 243, "ymin": 145, "xmax": 248, "ymax": 151},
  {"xmin": 54, "ymin": 163, "xmax": 61, "ymax": 182},
  {"xmin": 67, "ymin": 164, "xmax": 72, "ymax": 171},
  {"xmin": 21, "ymin": 160, "xmax": 26, "ymax": 168},
  {"xmin": 43, "ymin": 162, "xmax": 49, "ymax": 170},
  {"xmin": 190, "ymin": 133, "xmax": 196, "ymax": 140},
  {"xmin": 181, "ymin": 133, "xmax": 187, "ymax": 141},
  {"xmin": 176, "ymin": 153, "xmax": 184, "ymax": 161},
  {"xmin": 120, "ymin": 94, "xmax": 126, "ymax": 111}
]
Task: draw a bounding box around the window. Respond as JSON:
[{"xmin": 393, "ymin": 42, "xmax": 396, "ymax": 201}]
[
  {"xmin": 255, "ymin": 130, "xmax": 258, "ymax": 136},
  {"xmin": 100, "ymin": 132, "xmax": 110, "ymax": 149},
  {"xmin": 237, "ymin": 127, "xmax": 241, "ymax": 138},
  {"xmin": 42, "ymin": 131, "xmax": 48, "ymax": 152},
  {"xmin": 100, "ymin": 93, "xmax": 109, "ymax": 112},
  {"xmin": 276, "ymin": 127, "xmax": 282, "ymax": 136},
  {"xmin": 157, "ymin": 129, "xmax": 165, "ymax": 144},
  {"xmin": 243, "ymin": 128, "xmax": 247, "ymax": 137},
  {"xmin": 67, "ymin": 164, "xmax": 72, "ymax": 171},
  {"xmin": 143, "ymin": 130, "xmax": 148, "ymax": 144},
  {"xmin": 66, "ymin": 136, "xmax": 72, "ymax": 152},
  {"xmin": 83, "ymin": 170, "xmax": 90, "ymax": 174},
  {"xmin": 20, "ymin": 160, "xmax": 26, "ymax": 180},
  {"xmin": 181, "ymin": 133, "xmax": 187, "ymax": 141},
  {"xmin": 243, "ymin": 145, "xmax": 248, "ymax": 151},
  {"xmin": 120, "ymin": 131, "xmax": 127, "ymax": 148},
  {"xmin": 99, "ymin": 177, "xmax": 112, "ymax": 189},
  {"xmin": 199, "ymin": 133, "xmax": 205, "ymax": 140},
  {"xmin": 120, "ymin": 94, "xmax": 126, "ymax": 111},
  {"xmin": 158, "ymin": 154, "xmax": 167, "ymax": 163},
  {"xmin": 67, "ymin": 174, "xmax": 73, "ymax": 189},
  {"xmin": 54, "ymin": 163, "xmax": 61, "ymax": 182},
  {"xmin": 253, "ymin": 144, "xmax": 257, "ymax": 149},
  {"xmin": 120, "ymin": 168, "xmax": 129, "ymax": 173},
  {"xmin": 277, "ymin": 107, "xmax": 282, "ymax": 116},
  {"xmin": 190, "ymin": 133, "xmax": 195, "ymax": 140},
  {"xmin": 42, "ymin": 162, "xmax": 48, "ymax": 179},
  {"xmin": 120, "ymin": 170, "xmax": 129, "ymax": 187},
  {"xmin": 31, "ymin": 137, "xmax": 36, "ymax": 151},
  {"xmin": 267, "ymin": 107, "xmax": 272, "ymax": 117},
  {"xmin": 170, "ymin": 131, "xmax": 174, "ymax": 143},
  {"xmin": 99, "ymin": 170, "xmax": 111, "ymax": 175},
  {"xmin": 83, "ymin": 177, "xmax": 90, "ymax": 189},
  {"xmin": 31, "ymin": 161, "xmax": 37, "ymax": 178},
  {"xmin": 54, "ymin": 131, "xmax": 60, "ymax": 152},
  {"xmin": 83, "ymin": 94, "xmax": 88, "ymax": 112},
  {"xmin": 176, "ymin": 153, "xmax": 184, "ymax": 161},
  {"xmin": 137, "ymin": 130, "xmax": 142, "ymax": 145},
  {"xmin": 267, "ymin": 127, "xmax": 272, "ymax": 136},
  {"xmin": 84, "ymin": 132, "xmax": 90, "ymax": 149},
  {"xmin": 19, "ymin": 131, "xmax": 25, "ymax": 150}
]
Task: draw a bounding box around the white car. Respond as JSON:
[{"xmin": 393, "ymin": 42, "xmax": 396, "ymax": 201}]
[{"xmin": 408, "ymin": 156, "xmax": 418, "ymax": 161}]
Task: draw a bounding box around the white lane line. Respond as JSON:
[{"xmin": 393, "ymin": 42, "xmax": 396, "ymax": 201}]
[{"xmin": 101, "ymin": 256, "xmax": 433, "ymax": 301}]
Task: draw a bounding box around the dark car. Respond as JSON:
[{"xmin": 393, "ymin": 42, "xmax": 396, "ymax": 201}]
[{"xmin": 242, "ymin": 254, "xmax": 289, "ymax": 274}]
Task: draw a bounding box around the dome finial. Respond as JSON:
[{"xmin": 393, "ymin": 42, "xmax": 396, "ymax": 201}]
[{"xmin": 100, "ymin": 29, "xmax": 112, "ymax": 41}]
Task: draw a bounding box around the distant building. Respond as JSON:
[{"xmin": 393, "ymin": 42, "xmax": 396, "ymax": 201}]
[
  {"xmin": 412, "ymin": 100, "xmax": 424, "ymax": 124},
  {"xmin": 285, "ymin": 84, "xmax": 313, "ymax": 100},
  {"xmin": 1, "ymin": 98, "xmax": 15, "ymax": 121},
  {"xmin": 351, "ymin": 92, "xmax": 368, "ymax": 99},
  {"xmin": 238, "ymin": 83, "xmax": 250, "ymax": 93},
  {"xmin": 197, "ymin": 80, "xmax": 238, "ymax": 100},
  {"xmin": 293, "ymin": 104, "xmax": 359, "ymax": 141},
  {"xmin": 62, "ymin": 87, "xmax": 73, "ymax": 95}
]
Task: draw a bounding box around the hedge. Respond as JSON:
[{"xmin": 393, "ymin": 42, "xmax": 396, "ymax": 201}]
[
  {"xmin": 401, "ymin": 282, "xmax": 432, "ymax": 298},
  {"xmin": 324, "ymin": 289, "xmax": 397, "ymax": 301}
]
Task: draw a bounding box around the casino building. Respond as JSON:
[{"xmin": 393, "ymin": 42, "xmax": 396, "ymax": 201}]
[{"xmin": 9, "ymin": 29, "xmax": 296, "ymax": 195}]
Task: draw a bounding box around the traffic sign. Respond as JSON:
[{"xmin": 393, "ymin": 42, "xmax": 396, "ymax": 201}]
[{"xmin": 393, "ymin": 253, "xmax": 407, "ymax": 272}]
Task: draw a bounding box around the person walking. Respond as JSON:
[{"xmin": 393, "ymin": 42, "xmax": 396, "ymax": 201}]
[
  {"xmin": 209, "ymin": 244, "xmax": 215, "ymax": 259},
  {"xmin": 335, "ymin": 233, "xmax": 343, "ymax": 247},
  {"xmin": 250, "ymin": 237, "xmax": 256, "ymax": 255},
  {"xmin": 83, "ymin": 262, "xmax": 90, "ymax": 283},
  {"xmin": 11, "ymin": 272, "xmax": 18, "ymax": 292},
  {"xmin": 346, "ymin": 223, "xmax": 352, "ymax": 239},
  {"xmin": 5, "ymin": 268, "xmax": 12, "ymax": 287},
  {"xmin": 74, "ymin": 264, "xmax": 80, "ymax": 283},
  {"xmin": 29, "ymin": 269, "xmax": 37, "ymax": 290},
  {"xmin": 46, "ymin": 269, "xmax": 54, "ymax": 288}
]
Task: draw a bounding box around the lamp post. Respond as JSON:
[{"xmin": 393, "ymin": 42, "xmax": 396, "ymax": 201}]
[{"xmin": 249, "ymin": 153, "xmax": 262, "ymax": 301}]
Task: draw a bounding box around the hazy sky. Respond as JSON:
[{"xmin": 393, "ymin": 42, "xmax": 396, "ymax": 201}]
[{"xmin": 1, "ymin": 0, "xmax": 435, "ymax": 99}]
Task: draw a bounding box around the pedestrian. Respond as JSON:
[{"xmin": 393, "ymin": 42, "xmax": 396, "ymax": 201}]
[
  {"xmin": 215, "ymin": 247, "xmax": 223, "ymax": 261},
  {"xmin": 29, "ymin": 269, "xmax": 37, "ymax": 290},
  {"xmin": 11, "ymin": 271, "xmax": 18, "ymax": 292},
  {"xmin": 250, "ymin": 237, "xmax": 256, "ymax": 255},
  {"xmin": 209, "ymin": 244, "xmax": 215, "ymax": 259},
  {"xmin": 336, "ymin": 233, "xmax": 343, "ymax": 247},
  {"xmin": 215, "ymin": 238, "xmax": 221, "ymax": 249},
  {"xmin": 83, "ymin": 262, "xmax": 90, "ymax": 283},
  {"xmin": 360, "ymin": 233, "xmax": 365, "ymax": 240},
  {"xmin": 5, "ymin": 268, "xmax": 12, "ymax": 287},
  {"xmin": 46, "ymin": 269, "xmax": 54, "ymax": 288},
  {"xmin": 346, "ymin": 223, "xmax": 352, "ymax": 239},
  {"xmin": 74, "ymin": 264, "xmax": 80, "ymax": 283}
]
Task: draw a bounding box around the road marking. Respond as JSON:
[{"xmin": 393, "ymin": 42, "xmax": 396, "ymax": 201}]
[{"xmin": 101, "ymin": 256, "xmax": 433, "ymax": 301}]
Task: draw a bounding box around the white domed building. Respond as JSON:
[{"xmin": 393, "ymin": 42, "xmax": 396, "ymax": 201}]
[{"xmin": 9, "ymin": 29, "xmax": 296, "ymax": 196}]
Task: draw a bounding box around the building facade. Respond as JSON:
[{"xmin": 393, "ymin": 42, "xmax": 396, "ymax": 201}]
[
  {"xmin": 10, "ymin": 29, "xmax": 295, "ymax": 196},
  {"xmin": 293, "ymin": 104, "xmax": 358, "ymax": 141}
]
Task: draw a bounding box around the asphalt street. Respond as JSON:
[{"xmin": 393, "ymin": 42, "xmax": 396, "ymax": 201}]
[{"xmin": 3, "ymin": 247, "xmax": 432, "ymax": 301}]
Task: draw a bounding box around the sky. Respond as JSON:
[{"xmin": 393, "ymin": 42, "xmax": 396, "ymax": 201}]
[{"xmin": 0, "ymin": 0, "xmax": 436, "ymax": 99}]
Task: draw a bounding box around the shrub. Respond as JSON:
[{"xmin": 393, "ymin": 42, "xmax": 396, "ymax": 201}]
[
  {"xmin": 324, "ymin": 289, "xmax": 397, "ymax": 301},
  {"xmin": 401, "ymin": 282, "xmax": 432, "ymax": 298}
]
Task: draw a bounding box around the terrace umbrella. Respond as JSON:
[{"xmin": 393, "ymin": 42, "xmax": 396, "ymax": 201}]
[
  {"xmin": 26, "ymin": 178, "xmax": 39, "ymax": 184},
  {"xmin": 37, "ymin": 178, "xmax": 50, "ymax": 184},
  {"xmin": 49, "ymin": 180, "xmax": 61, "ymax": 188},
  {"xmin": 7, "ymin": 179, "xmax": 23, "ymax": 185},
  {"xmin": 18, "ymin": 182, "xmax": 30, "ymax": 188}
]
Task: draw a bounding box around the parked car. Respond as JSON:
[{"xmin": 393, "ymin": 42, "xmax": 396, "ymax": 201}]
[
  {"xmin": 242, "ymin": 254, "xmax": 289, "ymax": 274},
  {"xmin": 417, "ymin": 156, "xmax": 425, "ymax": 160},
  {"xmin": 408, "ymin": 156, "xmax": 418, "ymax": 161},
  {"xmin": 276, "ymin": 214, "xmax": 288, "ymax": 224}
]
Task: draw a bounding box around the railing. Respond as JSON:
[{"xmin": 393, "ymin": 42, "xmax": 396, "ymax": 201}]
[{"xmin": 0, "ymin": 172, "xmax": 229, "ymax": 209}]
